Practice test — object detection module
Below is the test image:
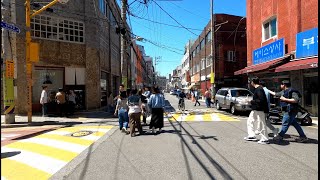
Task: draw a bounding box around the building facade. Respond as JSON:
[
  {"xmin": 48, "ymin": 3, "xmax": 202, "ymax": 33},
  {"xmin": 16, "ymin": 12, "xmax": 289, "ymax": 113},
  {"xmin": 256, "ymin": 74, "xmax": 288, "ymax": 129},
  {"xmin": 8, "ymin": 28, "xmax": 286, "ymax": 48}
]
[
  {"xmin": 190, "ymin": 14, "xmax": 247, "ymax": 95},
  {"xmin": 235, "ymin": 0, "xmax": 318, "ymax": 116},
  {"xmin": 9, "ymin": 0, "xmax": 125, "ymax": 114}
]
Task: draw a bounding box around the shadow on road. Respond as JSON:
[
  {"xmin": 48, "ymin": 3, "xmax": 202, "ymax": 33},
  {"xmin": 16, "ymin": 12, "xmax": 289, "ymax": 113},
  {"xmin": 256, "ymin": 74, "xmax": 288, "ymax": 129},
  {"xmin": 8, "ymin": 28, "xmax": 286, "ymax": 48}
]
[
  {"xmin": 164, "ymin": 100, "xmax": 243, "ymax": 180},
  {"xmin": 1, "ymin": 151, "xmax": 21, "ymax": 159}
]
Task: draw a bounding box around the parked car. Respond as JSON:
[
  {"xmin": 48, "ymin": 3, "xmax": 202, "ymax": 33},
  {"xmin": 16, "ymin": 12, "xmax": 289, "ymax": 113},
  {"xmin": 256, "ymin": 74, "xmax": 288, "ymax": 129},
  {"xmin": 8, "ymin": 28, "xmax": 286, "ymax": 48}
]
[
  {"xmin": 170, "ymin": 89, "xmax": 177, "ymax": 95},
  {"xmin": 214, "ymin": 87, "xmax": 253, "ymax": 114}
]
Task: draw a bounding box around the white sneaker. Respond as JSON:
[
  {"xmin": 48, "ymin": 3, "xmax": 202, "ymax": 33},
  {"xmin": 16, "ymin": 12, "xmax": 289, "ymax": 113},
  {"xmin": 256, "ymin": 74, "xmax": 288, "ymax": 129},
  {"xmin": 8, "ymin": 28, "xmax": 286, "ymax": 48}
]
[
  {"xmin": 257, "ymin": 140, "xmax": 270, "ymax": 144},
  {"xmin": 244, "ymin": 136, "xmax": 257, "ymax": 141},
  {"xmin": 122, "ymin": 127, "xmax": 126, "ymax": 133},
  {"xmin": 273, "ymin": 128, "xmax": 279, "ymax": 137}
]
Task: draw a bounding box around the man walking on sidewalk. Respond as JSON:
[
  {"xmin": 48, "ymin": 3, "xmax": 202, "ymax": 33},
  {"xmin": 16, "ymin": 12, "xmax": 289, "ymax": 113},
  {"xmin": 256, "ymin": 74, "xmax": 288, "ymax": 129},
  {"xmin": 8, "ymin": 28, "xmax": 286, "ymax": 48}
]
[
  {"xmin": 193, "ymin": 88, "xmax": 201, "ymax": 106},
  {"xmin": 40, "ymin": 85, "xmax": 48, "ymax": 117},
  {"xmin": 244, "ymin": 77, "xmax": 270, "ymax": 144}
]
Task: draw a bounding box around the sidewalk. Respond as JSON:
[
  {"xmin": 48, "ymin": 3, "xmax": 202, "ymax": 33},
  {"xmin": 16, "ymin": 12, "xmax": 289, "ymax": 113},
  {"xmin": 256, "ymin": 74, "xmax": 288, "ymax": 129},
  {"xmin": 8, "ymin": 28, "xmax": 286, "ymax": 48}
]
[{"xmin": 1, "ymin": 107, "xmax": 115, "ymax": 129}]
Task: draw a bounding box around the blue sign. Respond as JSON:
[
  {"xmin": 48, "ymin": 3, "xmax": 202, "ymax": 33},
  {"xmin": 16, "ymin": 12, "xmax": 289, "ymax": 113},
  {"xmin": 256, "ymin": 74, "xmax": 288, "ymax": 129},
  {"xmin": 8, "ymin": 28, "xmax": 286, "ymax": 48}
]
[
  {"xmin": 253, "ymin": 38, "xmax": 285, "ymax": 65},
  {"xmin": 296, "ymin": 28, "xmax": 318, "ymax": 59},
  {"xmin": 1, "ymin": 21, "xmax": 20, "ymax": 33}
]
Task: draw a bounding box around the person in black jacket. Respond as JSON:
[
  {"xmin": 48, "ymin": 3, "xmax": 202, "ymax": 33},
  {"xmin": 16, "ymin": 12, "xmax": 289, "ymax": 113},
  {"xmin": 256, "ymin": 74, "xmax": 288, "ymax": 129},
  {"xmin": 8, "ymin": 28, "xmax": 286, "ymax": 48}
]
[{"xmin": 244, "ymin": 77, "xmax": 270, "ymax": 144}]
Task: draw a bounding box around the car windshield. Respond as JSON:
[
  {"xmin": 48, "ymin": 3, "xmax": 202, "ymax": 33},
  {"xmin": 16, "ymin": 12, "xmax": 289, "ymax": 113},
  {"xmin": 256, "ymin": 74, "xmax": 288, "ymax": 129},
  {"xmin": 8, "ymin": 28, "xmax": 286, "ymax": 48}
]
[{"xmin": 231, "ymin": 90, "xmax": 252, "ymax": 97}]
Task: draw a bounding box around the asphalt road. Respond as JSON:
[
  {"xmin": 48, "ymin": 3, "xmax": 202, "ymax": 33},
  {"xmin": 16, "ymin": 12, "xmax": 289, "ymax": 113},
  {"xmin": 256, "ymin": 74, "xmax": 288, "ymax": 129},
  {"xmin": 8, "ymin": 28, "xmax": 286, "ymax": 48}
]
[{"xmin": 53, "ymin": 93, "xmax": 318, "ymax": 180}]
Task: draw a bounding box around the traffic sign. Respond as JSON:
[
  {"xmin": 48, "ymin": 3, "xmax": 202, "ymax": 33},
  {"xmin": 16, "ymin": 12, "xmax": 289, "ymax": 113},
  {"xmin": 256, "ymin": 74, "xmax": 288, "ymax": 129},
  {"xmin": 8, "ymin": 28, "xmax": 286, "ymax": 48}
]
[{"xmin": 1, "ymin": 21, "xmax": 20, "ymax": 33}]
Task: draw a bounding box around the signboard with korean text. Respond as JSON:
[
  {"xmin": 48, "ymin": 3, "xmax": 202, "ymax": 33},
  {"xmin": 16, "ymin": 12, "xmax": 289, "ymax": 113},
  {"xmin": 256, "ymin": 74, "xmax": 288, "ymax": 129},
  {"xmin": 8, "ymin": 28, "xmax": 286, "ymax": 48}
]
[
  {"xmin": 253, "ymin": 38, "xmax": 285, "ymax": 65},
  {"xmin": 296, "ymin": 27, "xmax": 318, "ymax": 59}
]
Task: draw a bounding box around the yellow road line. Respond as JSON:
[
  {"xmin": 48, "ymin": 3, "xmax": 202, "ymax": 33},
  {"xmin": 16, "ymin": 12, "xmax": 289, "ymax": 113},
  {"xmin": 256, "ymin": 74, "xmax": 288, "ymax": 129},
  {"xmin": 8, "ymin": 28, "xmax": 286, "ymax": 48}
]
[
  {"xmin": 1, "ymin": 159, "xmax": 51, "ymax": 180},
  {"xmin": 185, "ymin": 114, "xmax": 196, "ymax": 121},
  {"xmin": 202, "ymin": 114, "xmax": 213, "ymax": 121},
  {"xmin": 6, "ymin": 142, "xmax": 78, "ymax": 162},
  {"xmin": 216, "ymin": 113, "xmax": 239, "ymax": 121},
  {"xmin": 37, "ymin": 134, "xmax": 94, "ymax": 146}
]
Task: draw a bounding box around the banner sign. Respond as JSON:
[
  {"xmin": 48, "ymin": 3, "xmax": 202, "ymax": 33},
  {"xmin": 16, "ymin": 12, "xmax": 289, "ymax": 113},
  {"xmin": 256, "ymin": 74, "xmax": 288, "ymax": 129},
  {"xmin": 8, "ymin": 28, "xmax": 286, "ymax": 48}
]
[{"xmin": 253, "ymin": 38, "xmax": 285, "ymax": 65}]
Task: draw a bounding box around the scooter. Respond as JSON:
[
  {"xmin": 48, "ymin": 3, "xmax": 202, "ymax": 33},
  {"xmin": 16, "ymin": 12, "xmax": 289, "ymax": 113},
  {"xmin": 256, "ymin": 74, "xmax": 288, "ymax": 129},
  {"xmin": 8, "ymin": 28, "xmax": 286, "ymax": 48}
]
[{"xmin": 268, "ymin": 105, "xmax": 312, "ymax": 126}]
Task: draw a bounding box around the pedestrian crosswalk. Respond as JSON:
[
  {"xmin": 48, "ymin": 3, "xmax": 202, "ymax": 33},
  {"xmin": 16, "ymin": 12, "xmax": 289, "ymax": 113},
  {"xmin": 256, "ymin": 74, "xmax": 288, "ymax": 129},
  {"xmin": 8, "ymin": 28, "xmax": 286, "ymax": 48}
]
[
  {"xmin": 1, "ymin": 125, "xmax": 113, "ymax": 180},
  {"xmin": 164, "ymin": 112, "xmax": 240, "ymax": 122}
]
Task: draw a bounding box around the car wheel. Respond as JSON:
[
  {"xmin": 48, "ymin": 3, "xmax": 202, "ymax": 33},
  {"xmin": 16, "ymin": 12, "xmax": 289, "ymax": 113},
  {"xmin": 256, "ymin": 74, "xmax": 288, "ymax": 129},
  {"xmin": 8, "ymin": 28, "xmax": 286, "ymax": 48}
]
[
  {"xmin": 230, "ymin": 104, "xmax": 236, "ymax": 115},
  {"xmin": 216, "ymin": 101, "xmax": 221, "ymax": 110},
  {"xmin": 301, "ymin": 116, "xmax": 312, "ymax": 126}
]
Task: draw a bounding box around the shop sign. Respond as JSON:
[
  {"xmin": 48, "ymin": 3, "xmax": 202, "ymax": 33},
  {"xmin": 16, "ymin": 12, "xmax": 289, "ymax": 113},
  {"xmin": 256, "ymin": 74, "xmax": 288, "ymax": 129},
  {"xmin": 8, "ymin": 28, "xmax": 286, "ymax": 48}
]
[
  {"xmin": 296, "ymin": 27, "xmax": 318, "ymax": 59},
  {"xmin": 253, "ymin": 38, "xmax": 285, "ymax": 65}
]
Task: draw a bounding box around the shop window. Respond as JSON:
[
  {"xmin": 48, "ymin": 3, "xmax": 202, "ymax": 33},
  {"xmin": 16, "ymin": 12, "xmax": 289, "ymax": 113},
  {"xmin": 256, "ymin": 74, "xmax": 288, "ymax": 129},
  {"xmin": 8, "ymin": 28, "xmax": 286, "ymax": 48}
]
[{"xmin": 263, "ymin": 18, "xmax": 277, "ymax": 41}]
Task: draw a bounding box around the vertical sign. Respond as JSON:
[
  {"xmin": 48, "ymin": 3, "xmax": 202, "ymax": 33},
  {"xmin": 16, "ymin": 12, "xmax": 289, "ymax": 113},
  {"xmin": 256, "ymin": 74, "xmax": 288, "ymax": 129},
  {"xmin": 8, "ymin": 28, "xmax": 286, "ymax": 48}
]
[
  {"xmin": 3, "ymin": 60, "xmax": 15, "ymax": 112},
  {"xmin": 296, "ymin": 27, "xmax": 318, "ymax": 59}
]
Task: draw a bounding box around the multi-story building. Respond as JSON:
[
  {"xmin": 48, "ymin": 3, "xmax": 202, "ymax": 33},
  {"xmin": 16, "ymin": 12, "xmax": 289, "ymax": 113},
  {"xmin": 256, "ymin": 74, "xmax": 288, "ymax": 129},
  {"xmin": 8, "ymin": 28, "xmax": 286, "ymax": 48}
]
[
  {"xmin": 180, "ymin": 40, "xmax": 192, "ymax": 90},
  {"xmin": 190, "ymin": 14, "xmax": 247, "ymax": 95},
  {"xmin": 235, "ymin": 0, "xmax": 318, "ymax": 116},
  {"xmin": 9, "ymin": 0, "xmax": 127, "ymax": 114}
]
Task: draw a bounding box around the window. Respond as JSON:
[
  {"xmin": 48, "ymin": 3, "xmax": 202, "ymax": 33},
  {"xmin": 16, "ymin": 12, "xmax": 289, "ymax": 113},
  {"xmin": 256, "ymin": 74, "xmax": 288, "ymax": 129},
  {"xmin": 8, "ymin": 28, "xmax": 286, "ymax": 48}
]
[
  {"xmin": 99, "ymin": 0, "xmax": 106, "ymax": 15},
  {"xmin": 226, "ymin": 51, "xmax": 235, "ymax": 62},
  {"xmin": 263, "ymin": 18, "xmax": 277, "ymax": 40},
  {"xmin": 200, "ymin": 39, "xmax": 205, "ymax": 50},
  {"xmin": 201, "ymin": 59, "xmax": 205, "ymax": 70},
  {"xmin": 31, "ymin": 15, "xmax": 84, "ymax": 43},
  {"xmin": 206, "ymin": 31, "xmax": 212, "ymax": 43},
  {"xmin": 206, "ymin": 56, "xmax": 212, "ymax": 67},
  {"xmin": 192, "ymin": 51, "xmax": 196, "ymax": 58}
]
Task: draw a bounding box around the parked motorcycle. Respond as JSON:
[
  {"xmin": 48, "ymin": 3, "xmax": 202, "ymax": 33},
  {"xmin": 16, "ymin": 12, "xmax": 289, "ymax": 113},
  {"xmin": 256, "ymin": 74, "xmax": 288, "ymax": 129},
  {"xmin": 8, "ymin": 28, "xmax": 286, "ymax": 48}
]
[{"xmin": 267, "ymin": 105, "xmax": 312, "ymax": 126}]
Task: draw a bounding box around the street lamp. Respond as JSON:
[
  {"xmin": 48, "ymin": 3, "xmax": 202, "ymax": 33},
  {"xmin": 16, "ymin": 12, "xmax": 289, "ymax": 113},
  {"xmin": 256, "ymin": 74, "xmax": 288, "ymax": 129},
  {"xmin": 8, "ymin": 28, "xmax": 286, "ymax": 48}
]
[{"xmin": 25, "ymin": 0, "xmax": 69, "ymax": 122}]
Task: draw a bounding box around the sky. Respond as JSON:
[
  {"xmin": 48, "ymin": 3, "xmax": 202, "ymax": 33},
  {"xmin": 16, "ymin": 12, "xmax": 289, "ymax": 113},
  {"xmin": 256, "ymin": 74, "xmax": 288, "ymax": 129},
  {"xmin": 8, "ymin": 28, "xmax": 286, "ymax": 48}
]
[{"xmin": 119, "ymin": 0, "xmax": 246, "ymax": 78}]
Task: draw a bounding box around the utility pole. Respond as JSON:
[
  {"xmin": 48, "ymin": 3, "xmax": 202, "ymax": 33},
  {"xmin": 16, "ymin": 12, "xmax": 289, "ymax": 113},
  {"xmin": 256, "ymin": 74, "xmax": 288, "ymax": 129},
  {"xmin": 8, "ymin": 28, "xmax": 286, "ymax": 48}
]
[
  {"xmin": 210, "ymin": 0, "xmax": 216, "ymax": 96},
  {"xmin": 2, "ymin": 0, "xmax": 15, "ymax": 123},
  {"xmin": 121, "ymin": 0, "xmax": 127, "ymax": 89}
]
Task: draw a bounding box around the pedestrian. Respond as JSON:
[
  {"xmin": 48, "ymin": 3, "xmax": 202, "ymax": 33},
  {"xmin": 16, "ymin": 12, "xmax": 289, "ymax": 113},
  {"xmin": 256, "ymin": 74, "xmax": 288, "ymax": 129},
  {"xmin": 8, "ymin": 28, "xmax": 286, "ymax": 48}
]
[
  {"xmin": 193, "ymin": 88, "xmax": 201, "ymax": 106},
  {"xmin": 244, "ymin": 77, "xmax": 270, "ymax": 144},
  {"xmin": 114, "ymin": 84, "xmax": 127, "ymax": 101},
  {"xmin": 114, "ymin": 91, "xmax": 129, "ymax": 134},
  {"xmin": 139, "ymin": 88, "xmax": 148, "ymax": 125},
  {"xmin": 127, "ymin": 89, "xmax": 144, "ymax": 137},
  {"xmin": 40, "ymin": 85, "xmax": 48, "ymax": 117},
  {"xmin": 148, "ymin": 86, "xmax": 165, "ymax": 134},
  {"xmin": 255, "ymin": 81, "xmax": 279, "ymax": 137},
  {"xmin": 204, "ymin": 88, "xmax": 212, "ymax": 108},
  {"xmin": 67, "ymin": 90, "xmax": 76, "ymax": 116},
  {"xmin": 268, "ymin": 80, "xmax": 308, "ymax": 143},
  {"xmin": 55, "ymin": 88, "xmax": 66, "ymax": 117}
]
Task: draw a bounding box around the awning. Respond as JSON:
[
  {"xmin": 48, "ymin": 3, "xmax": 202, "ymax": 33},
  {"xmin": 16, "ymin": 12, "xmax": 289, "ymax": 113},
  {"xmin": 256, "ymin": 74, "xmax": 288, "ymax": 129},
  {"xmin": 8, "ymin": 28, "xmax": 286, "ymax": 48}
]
[
  {"xmin": 275, "ymin": 57, "xmax": 318, "ymax": 72},
  {"xmin": 234, "ymin": 55, "xmax": 291, "ymax": 75}
]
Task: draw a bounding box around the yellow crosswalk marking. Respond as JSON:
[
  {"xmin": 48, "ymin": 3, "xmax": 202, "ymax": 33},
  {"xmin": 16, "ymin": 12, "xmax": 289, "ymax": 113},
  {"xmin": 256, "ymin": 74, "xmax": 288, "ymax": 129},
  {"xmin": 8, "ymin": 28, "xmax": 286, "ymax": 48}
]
[
  {"xmin": 37, "ymin": 134, "xmax": 94, "ymax": 146},
  {"xmin": 202, "ymin": 114, "xmax": 212, "ymax": 121},
  {"xmin": 185, "ymin": 114, "xmax": 196, "ymax": 121},
  {"xmin": 6, "ymin": 142, "xmax": 78, "ymax": 162},
  {"xmin": 1, "ymin": 159, "xmax": 51, "ymax": 180},
  {"xmin": 55, "ymin": 126, "xmax": 113, "ymax": 132}
]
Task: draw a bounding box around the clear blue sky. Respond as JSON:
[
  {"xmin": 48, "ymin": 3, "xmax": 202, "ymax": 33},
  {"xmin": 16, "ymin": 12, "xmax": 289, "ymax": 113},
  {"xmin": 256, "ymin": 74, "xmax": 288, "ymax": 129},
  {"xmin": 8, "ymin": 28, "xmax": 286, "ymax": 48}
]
[{"xmin": 119, "ymin": 0, "xmax": 246, "ymax": 78}]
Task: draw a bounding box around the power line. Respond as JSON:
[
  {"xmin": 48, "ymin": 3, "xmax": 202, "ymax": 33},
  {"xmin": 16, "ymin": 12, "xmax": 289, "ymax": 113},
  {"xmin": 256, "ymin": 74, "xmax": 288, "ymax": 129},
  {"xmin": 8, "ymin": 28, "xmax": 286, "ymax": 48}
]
[{"xmin": 150, "ymin": 0, "xmax": 199, "ymax": 37}]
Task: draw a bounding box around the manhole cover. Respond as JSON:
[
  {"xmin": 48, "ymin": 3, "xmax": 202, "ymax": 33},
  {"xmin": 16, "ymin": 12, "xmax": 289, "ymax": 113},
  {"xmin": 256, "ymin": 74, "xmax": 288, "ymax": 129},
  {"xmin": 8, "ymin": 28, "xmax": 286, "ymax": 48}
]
[{"xmin": 71, "ymin": 130, "xmax": 93, "ymax": 137}]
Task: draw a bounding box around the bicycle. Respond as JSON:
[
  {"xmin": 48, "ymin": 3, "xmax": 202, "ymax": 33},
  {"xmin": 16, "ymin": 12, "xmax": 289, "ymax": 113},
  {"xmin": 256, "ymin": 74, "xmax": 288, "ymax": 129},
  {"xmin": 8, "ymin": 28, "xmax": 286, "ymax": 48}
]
[{"xmin": 178, "ymin": 98, "xmax": 185, "ymax": 111}]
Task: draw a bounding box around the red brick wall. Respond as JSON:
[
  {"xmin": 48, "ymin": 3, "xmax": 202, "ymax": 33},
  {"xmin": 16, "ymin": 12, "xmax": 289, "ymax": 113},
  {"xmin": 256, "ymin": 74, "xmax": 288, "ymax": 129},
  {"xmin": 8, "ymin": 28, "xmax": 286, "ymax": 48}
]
[{"xmin": 246, "ymin": 0, "xmax": 318, "ymax": 66}]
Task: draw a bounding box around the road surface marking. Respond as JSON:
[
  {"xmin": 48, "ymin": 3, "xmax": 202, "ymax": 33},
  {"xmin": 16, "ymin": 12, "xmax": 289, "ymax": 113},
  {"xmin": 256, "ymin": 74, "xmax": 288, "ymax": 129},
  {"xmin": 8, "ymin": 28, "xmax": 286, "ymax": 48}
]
[
  {"xmin": 1, "ymin": 125, "xmax": 114, "ymax": 180},
  {"xmin": 166, "ymin": 112, "xmax": 239, "ymax": 122}
]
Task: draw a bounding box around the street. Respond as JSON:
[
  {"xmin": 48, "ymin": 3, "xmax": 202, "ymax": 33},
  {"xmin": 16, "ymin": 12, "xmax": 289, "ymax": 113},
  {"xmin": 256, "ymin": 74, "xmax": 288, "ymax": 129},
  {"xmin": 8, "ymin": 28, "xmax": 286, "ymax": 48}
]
[{"xmin": 1, "ymin": 93, "xmax": 318, "ymax": 180}]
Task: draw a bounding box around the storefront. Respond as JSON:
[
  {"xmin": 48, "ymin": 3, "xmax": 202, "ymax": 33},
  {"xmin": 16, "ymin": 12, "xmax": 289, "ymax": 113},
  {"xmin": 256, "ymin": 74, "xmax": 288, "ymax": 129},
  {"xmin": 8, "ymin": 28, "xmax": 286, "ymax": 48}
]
[{"xmin": 235, "ymin": 28, "xmax": 318, "ymax": 116}]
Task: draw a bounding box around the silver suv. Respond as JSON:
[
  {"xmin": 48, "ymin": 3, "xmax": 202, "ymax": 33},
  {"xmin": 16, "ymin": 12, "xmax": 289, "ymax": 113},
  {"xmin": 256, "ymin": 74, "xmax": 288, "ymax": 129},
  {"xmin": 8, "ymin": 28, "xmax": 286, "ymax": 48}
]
[{"xmin": 214, "ymin": 87, "xmax": 253, "ymax": 114}]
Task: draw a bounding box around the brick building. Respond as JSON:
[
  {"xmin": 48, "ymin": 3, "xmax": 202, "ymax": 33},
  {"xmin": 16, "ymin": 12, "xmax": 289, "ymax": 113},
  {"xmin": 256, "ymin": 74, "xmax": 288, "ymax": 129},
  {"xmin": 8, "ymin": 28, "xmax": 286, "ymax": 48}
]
[
  {"xmin": 235, "ymin": 0, "xmax": 318, "ymax": 116},
  {"xmin": 190, "ymin": 14, "xmax": 247, "ymax": 95},
  {"xmin": 9, "ymin": 0, "xmax": 126, "ymax": 114}
]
